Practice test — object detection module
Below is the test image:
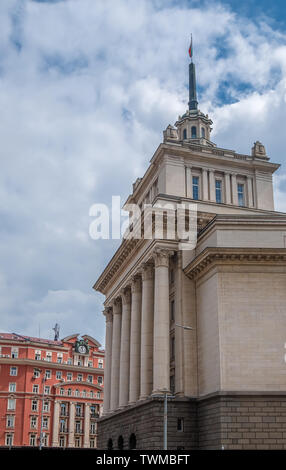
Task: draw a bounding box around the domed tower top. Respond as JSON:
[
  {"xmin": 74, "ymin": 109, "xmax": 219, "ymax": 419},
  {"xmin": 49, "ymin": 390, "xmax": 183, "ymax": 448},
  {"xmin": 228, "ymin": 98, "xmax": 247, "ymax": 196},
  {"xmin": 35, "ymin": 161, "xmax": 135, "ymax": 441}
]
[{"xmin": 174, "ymin": 36, "xmax": 216, "ymax": 147}]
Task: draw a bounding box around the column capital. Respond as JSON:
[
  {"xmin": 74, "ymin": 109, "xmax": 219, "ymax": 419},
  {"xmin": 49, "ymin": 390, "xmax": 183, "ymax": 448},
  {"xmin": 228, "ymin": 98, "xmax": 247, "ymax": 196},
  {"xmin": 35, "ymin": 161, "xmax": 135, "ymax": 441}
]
[
  {"xmin": 153, "ymin": 248, "xmax": 173, "ymax": 268},
  {"xmin": 131, "ymin": 275, "xmax": 142, "ymax": 293},
  {"xmin": 103, "ymin": 307, "xmax": 113, "ymax": 323},
  {"xmin": 112, "ymin": 298, "xmax": 122, "ymax": 315},
  {"xmin": 141, "ymin": 263, "xmax": 154, "ymax": 281},
  {"xmin": 120, "ymin": 287, "xmax": 131, "ymax": 305}
]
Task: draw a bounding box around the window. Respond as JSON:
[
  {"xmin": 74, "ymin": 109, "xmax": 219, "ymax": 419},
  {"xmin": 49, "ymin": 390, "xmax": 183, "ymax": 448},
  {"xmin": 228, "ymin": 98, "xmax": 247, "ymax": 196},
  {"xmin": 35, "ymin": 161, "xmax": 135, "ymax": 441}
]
[
  {"xmin": 42, "ymin": 417, "xmax": 49, "ymax": 429},
  {"xmin": 183, "ymin": 128, "xmax": 187, "ymax": 140},
  {"xmin": 215, "ymin": 180, "xmax": 222, "ymax": 204},
  {"xmin": 60, "ymin": 403, "xmax": 68, "ymax": 416},
  {"xmin": 82, "ymin": 390, "xmax": 86, "ymax": 397},
  {"xmin": 11, "ymin": 348, "xmax": 18, "ymax": 359},
  {"xmin": 7, "ymin": 399, "xmax": 16, "ymax": 411},
  {"xmin": 97, "ymin": 376, "xmax": 103, "ymax": 385},
  {"xmin": 59, "ymin": 436, "xmax": 66, "ymax": 447},
  {"xmin": 90, "ymin": 391, "xmax": 94, "ymax": 398},
  {"xmin": 60, "ymin": 418, "xmax": 66, "ymax": 433},
  {"xmin": 44, "ymin": 386, "xmax": 50, "ymax": 395},
  {"xmin": 90, "ymin": 438, "xmax": 95, "ymax": 448},
  {"xmin": 90, "ymin": 405, "xmax": 98, "ymax": 417},
  {"xmin": 77, "ymin": 374, "xmax": 83, "ymax": 382},
  {"xmin": 75, "ymin": 389, "xmax": 79, "ymax": 397},
  {"xmin": 75, "ymin": 421, "xmax": 81, "ymax": 433},
  {"xmin": 191, "ymin": 126, "xmax": 197, "ymax": 138},
  {"xmin": 201, "ymin": 127, "xmax": 205, "ymax": 138},
  {"xmin": 9, "ymin": 383, "xmax": 16, "ymax": 393},
  {"xmin": 30, "ymin": 416, "xmax": 37, "ymax": 429},
  {"xmin": 5, "ymin": 434, "xmax": 13, "ymax": 446},
  {"xmin": 97, "ymin": 392, "xmax": 101, "ymax": 399},
  {"xmin": 88, "ymin": 361, "xmax": 93, "ymax": 368},
  {"xmin": 35, "ymin": 350, "xmax": 41, "ymax": 361},
  {"xmin": 98, "ymin": 359, "xmax": 103, "ymax": 369},
  {"xmin": 87, "ymin": 375, "xmax": 93, "ymax": 383},
  {"xmin": 90, "ymin": 422, "xmax": 97, "ymax": 434},
  {"xmin": 33, "ymin": 368, "xmax": 40, "ymax": 378},
  {"xmin": 192, "ymin": 176, "xmax": 199, "ymax": 200},
  {"xmin": 67, "ymin": 388, "xmax": 72, "ymax": 396},
  {"xmin": 67, "ymin": 358, "xmax": 72, "ymax": 365},
  {"xmin": 177, "ymin": 417, "xmax": 184, "ymax": 432},
  {"xmin": 60, "ymin": 388, "xmax": 64, "ymax": 396},
  {"xmin": 76, "ymin": 404, "xmax": 83, "ymax": 417},
  {"xmin": 31, "ymin": 400, "xmax": 38, "ymax": 412},
  {"xmin": 6, "ymin": 415, "xmax": 15, "ymax": 428},
  {"xmin": 67, "ymin": 372, "xmax": 73, "ymax": 381},
  {"xmin": 29, "ymin": 434, "xmax": 37, "ymax": 446},
  {"xmin": 46, "ymin": 352, "xmax": 52, "ymax": 362},
  {"xmin": 43, "ymin": 401, "xmax": 50, "ymax": 412},
  {"xmin": 56, "ymin": 371, "xmax": 62, "ymax": 380},
  {"xmin": 32, "ymin": 385, "xmax": 39, "ymax": 394},
  {"xmin": 75, "ymin": 437, "xmax": 81, "ymax": 448},
  {"xmin": 10, "ymin": 367, "xmax": 17, "ymax": 376},
  {"xmin": 57, "ymin": 353, "xmax": 63, "ymax": 364},
  {"xmin": 237, "ymin": 183, "xmax": 245, "ymax": 207},
  {"xmin": 45, "ymin": 370, "xmax": 51, "ymax": 379}
]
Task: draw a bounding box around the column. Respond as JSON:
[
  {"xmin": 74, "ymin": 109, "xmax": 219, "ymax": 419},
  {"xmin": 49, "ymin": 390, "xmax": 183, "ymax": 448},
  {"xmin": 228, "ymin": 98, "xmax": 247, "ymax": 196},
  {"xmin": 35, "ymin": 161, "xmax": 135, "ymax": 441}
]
[
  {"xmin": 68, "ymin": 402, "xmax": 75, "ymax": 447},
  {"xmin": 140, "ymin": 263, "xmax": 154, "ymax": 400},
  {"xmin": 103, "ymin": 308, "xmax": 113, "ymax": 414},
  {"xmin": 231, "ymin": 173, "xmax": 238, "ymax": 205},
  {"xmin": 185, "ymin": 166, "xmax": 192, "ymax": 198},
  {"xmin": 152, "ymin": 249, "xmax": 171, "ymax": 395},
  {"xmin": 174, "ymin": 252, "xmax": 184, "ymax": 396},
  {"xmin": 209, "ymin": 169, "xmax": 216, "ymax": 202},
  {"xmin": 129, "ymin": 276, "xmax": 142, "ymax": 404},
  {"xmin": 247, "ymin": 176, "xmax": 254, "ymax": 207},
  {"xmin": 225, "ymin": 172, "xmax": 231, "ymax": 205},
  {"xmin": 110, "ymin": 299, "xmax": 122, "ymax": 411},
  {"xmin": 202, "ymin": 168, "xmax": 208, "ymax": 201},
  {"xmin": 83, "ymin": 403, "xmax": 90, "ymax": 448},
  {"xmin": 52, "ymin": 400, "xmax": 60, "ymax": 447},
  {"xmin": 119, "ymin": 288, "xmax": 131, "ymax": 407}
]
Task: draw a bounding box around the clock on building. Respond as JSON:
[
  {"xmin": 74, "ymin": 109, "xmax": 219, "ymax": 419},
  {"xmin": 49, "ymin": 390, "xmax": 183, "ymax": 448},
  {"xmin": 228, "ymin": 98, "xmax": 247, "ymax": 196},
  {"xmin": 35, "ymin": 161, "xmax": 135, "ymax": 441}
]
[{"xmin": 75, "ymin": 339, "xmax": 89, "ymax": 355}]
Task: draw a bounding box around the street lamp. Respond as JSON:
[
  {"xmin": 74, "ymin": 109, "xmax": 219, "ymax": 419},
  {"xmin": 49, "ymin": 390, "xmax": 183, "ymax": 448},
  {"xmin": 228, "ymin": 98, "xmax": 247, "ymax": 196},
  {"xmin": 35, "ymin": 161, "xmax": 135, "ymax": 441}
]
[{"xmin": 152, "ymin": 389, "xmax": 175, "ymax": 450}]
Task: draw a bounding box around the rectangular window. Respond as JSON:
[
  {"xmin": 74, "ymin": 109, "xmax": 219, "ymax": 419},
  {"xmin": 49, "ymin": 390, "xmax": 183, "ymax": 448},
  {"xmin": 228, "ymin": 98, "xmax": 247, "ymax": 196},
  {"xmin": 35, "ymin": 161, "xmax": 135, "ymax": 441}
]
[
  {"xmin": 67, "ymin": 358, "xmax": 72, "ymax": 365},
  {"xmin": 90, "ymin": 422, "xmax": 97, "ymax": 434},
  {"xmin": 30, "ymin": 416, "xmax": 37, "ymax": 429},
  {"xmin": 59, "ymin": 436, "xmax": 65, "ymax": 447},
  {"xmin": 46, "ymin": 352, "xmax": 52, "ymax": 362},
  {"xmin": 31, "ymin": 400, "xmax": 38, "ymax": 411},
  {"xmin": 43, "ymin": 401, "xmax": 50, "ymax": 412},
  {"xmin": 9, "ymin": 383, "xmax": 16, "ymax": 393},
  {"xmin": 88, "ymin": 361, "xmax": 93, "ymax": 367},
  {"xmin": 97, "ymin": 376, "xmax": 103, "ymax": 385},
  {"xmin": 90, "ymin": 439, "xmax": 95, "ymax": 448},
  {"xmin": 33, "ymin": 368, "xmax": 40, "ymax": 378},
  {"xmin": 215, "ymin": 180, "xmax": 222, "ymax": 204},
  {"xmin": 5, "ymin": 434, "xmax": 13, "ymax": 446},
  {"xmin": 44, "ymin": 386, "xmax": 50, "ymax": 395},
  {"xmin": 35, "ymin": 350, "xmax": 41, "ymax": 361},
  {"xmin": 30, "ymin": 434, "xmax": 36, "ymax": 446},
  {"xmin": 56, "ymin": 371, "xmax": 62, "ymax": 380},
  {"xmin": 45, "ymin": 370, "xmax": 51, "ymax": 379},
  {"xmin": 57, "ymin": 353, "xmax": 63, "ymax": 364},
  {"xmin": 87, "ymin": 375, "xmax": 93, "ymax": 383},
  {"xmin": 97, "ymin": 392, "xmax": 101, "ymax": 399},
  {"xmin": 67, "ymin": 372, "xmax": 73, "ymax": 381},
  {"xmin": 237, "ymin": 183, "xmax": 245, "ymax": 207},
  {"xmin": 33, "ymin": 385, "xmax": 39, "ymax": 394},
  {"xmin": 177, "ymin": 417, "xmax": 184, "ymax": 432},
  {"xmin": 98, "ymin": 359, "xmax": 103, "ymax": 369},
  {"xmin": 7, "ymin": 399, "xmax": 16, "ymax": 410},
  {"xmin": 6, "ymin": 415, "xmax": 15, "ymax": 428},
  {"xmin": 11, "ymin": 348, "xmax": 18, "ymax": 359},
  {"xmin": 42, "ymin": 417, "xmax": 49, "ymax": 429},
  {"xmin": 10, "ymin": 367, "xmax": 17, "ymax": 376},
  {"xmin": 192, "ymin": 176, "xmax": 199, "ymax": 200},
  {"xmin": 77, "ymin": 374, "xmax": 83, "ymax": 382}
]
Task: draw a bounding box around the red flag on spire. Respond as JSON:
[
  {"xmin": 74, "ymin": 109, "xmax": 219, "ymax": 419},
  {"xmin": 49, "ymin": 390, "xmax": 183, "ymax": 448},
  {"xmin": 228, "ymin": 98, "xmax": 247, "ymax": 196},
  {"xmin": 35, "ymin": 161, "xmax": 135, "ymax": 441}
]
[{"xmin": 188, "ymin": 36, "xmax": 193, "ymax": 59}]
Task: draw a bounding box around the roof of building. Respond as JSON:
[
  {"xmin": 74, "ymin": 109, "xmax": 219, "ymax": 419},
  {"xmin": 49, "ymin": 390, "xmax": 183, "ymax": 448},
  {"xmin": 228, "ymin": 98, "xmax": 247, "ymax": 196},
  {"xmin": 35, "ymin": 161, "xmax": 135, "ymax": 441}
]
[{"xmin": 0, "ymin": 332, "xmax": 63, "ymax": 346}]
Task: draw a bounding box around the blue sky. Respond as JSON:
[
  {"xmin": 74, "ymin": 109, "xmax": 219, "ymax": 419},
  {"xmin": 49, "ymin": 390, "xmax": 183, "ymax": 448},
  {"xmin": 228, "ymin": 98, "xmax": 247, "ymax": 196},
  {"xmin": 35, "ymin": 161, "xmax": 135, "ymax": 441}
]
[{"xmin": 0, "ymin": 0, "xmax": 286, "ymax": 345}]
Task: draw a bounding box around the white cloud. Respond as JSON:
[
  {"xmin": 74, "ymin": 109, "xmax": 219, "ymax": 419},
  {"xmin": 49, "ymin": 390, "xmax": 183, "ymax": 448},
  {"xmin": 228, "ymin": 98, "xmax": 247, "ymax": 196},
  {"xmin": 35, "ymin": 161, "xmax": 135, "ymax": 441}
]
[{"xmin": 0, "ymin": 0, "xmax": 286, "ymax": 343}]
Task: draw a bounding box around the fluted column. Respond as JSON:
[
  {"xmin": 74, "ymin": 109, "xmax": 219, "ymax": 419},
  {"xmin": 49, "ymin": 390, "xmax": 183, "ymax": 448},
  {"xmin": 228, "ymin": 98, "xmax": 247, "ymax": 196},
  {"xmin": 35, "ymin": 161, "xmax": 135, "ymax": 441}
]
[
  {"xmin": 231, "ymin": 173, "xmax": 238, "ymax": 205},
  {"xmin": 140, "ymin": 263, "xmax": 154, "ymax": 400},
  {"xmin": 209, "ymin": 169, "xmax": 216, "ymax": 202},
  {"xmin": 202, "ymin": 168, "xmax": 208, "ymax": 201},
  {"xmin": 152, "ymin": 249, "xmax": 171, "ymax": 395},
  {"xmin": 119, "ymin": 288, "xmax": 131, "ymax": 407},
  {"xmin": 83, "ymin": 403, "xmax": 90, "ymax": 448},
  {"xmin": 103, "ymin": 308, "xmax": 113, "ymax": 414},
  {"xmin": 110, "ymin": 299, "xmax": 122, "ymax": 411},
  {"xmin": 247, "ymin": 176, "xmax": 254, "ymax": 207},
  {"xmin": 225, "ymin": 172, "xmax": 231, "ymax": 205},
  {"xmin": 52, "ymin": 400, "xmax": 60, "ymax": 447},
  {"xmin": 129, "ymin": 276, "xmax": 142, "ymax": 404},
  {"xmin": 68, "ymin": 402, "xmax": 75, "ymax": 447},
  {"xmin": 175, "ymin": 252, "xmax": 184, "ymax": 396}
]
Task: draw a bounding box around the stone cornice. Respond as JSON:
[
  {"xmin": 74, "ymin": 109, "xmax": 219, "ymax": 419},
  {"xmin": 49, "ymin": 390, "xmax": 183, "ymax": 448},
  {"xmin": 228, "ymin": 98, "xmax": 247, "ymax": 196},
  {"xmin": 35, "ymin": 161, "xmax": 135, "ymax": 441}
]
[
  {"xmin": 0, "ymin": 357, "xmax": 104, "ymax": 374},
  {"xmin": 184, "ymin": 247, "xmax": 286, "ymax": 280}
]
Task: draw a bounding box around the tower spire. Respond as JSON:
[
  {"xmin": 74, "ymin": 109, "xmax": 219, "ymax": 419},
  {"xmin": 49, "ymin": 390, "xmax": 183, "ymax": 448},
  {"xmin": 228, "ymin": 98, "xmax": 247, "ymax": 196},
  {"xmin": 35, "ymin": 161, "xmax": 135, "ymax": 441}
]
[{"xmin": 188, "ymin": 35, "xmax": 198, "ymax": 111}]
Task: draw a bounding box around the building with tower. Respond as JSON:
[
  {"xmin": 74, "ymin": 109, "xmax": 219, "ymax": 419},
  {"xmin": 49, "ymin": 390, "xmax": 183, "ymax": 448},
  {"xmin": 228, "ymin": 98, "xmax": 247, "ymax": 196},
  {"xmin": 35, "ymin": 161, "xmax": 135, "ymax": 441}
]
[
  {"xmin": 0, "ymin": 331, "xmax": 104, "ymax": 448},
  {"xmin": 93, "ymin": 45, "xmax": 286, "ymax": 450}
]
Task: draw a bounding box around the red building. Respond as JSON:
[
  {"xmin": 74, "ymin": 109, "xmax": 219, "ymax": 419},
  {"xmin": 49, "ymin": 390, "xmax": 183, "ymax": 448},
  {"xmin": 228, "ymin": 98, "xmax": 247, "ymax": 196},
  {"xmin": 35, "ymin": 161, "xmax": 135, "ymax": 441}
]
[{"xmin": 0, "ymin": 332, "xmax": 104, "ymax": 448}]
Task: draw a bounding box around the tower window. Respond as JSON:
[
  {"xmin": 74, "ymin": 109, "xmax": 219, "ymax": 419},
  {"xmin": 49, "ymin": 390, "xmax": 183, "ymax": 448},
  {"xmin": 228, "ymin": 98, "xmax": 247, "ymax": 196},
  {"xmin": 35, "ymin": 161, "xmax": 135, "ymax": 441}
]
[
  {"xmin": 215, "ymin": 180, "xmax": 222, "ymax": 204},
  {"xmin": 191, "ymin": 126, "xmax": 197, "ymax": 138},
  {"xmin": 192, "ymin": 176, "xmax": 199, "ymax": 200},
  {"xmin": 237, "ymin": 184, "xmax": 245, "ymax": 207},
  {"xmin": 201, "ymin": 127, "xmax": 205, "ymax": 138},
  {"xmin": 183, "ymin": 128, "xmax": 187, "ymax": 140}
]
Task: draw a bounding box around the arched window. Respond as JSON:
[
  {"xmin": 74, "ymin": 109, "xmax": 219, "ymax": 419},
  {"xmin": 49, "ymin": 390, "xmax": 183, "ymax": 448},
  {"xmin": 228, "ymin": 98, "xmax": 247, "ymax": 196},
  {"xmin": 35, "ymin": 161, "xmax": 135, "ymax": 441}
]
[
  {"xmin": 118, "ymin": 435, "xmax": 124, "ymax": 450},
  {"xmin": 129, "ymin": 433, "xmax": 136, "ymax": 450},
  {"xmin": 183, "ymin": 128, "xmax": 187, "ymax": 140},
  {"xmin": 107, "ymin": 438, "xmax": 113, "ymax": 450},
  {"xmin": 201, "ymin": 127, "xmax": 205, "ymax": 138},
  {"xmin": 191, "ymin": 126, "xmax": 197, "ymax": 138}
]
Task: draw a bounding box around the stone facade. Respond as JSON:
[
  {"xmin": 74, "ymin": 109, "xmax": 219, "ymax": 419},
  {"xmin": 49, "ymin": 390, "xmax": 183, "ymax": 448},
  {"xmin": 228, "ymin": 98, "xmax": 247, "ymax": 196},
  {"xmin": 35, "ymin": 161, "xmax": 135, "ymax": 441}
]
[{"xmin": 93, "ymin": 53, "xmax": 286, "ymax": 449}]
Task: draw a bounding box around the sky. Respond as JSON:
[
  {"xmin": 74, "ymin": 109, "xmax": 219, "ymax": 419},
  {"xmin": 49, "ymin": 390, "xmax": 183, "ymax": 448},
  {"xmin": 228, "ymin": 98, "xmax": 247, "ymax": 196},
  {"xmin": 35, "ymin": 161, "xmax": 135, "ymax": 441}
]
[{"xmin": 0, "ymin": 0, "xmax": 286, "ymax": 346}]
